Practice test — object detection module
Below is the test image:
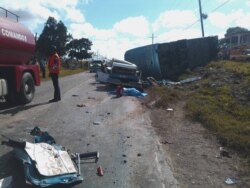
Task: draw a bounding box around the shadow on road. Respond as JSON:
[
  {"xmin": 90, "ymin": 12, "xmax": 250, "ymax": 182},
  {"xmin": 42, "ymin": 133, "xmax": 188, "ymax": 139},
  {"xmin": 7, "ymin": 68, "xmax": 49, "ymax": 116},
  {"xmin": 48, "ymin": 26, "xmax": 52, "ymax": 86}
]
[
  {"xmin": 95, "ymin": 85, "xmax": 115, "ymax": 92},
  {"xmin": 0, "ymin": 151, "xmax": 29, "ymax": 187},
  {"xmin": 0, "ymin": 101, "xmax": 49, "ymax": 116}
]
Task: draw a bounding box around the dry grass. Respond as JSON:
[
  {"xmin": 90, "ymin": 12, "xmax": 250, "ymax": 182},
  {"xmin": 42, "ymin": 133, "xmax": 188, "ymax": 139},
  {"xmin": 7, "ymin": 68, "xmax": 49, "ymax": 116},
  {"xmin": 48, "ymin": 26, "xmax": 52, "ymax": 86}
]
[
  {"xmin": 145, "ymin": 60, "xmax": 250, "ymax": 166},
  {"xmin": 186, "ymin": 61, "xmax": 250, "ymax": 160},
  {"xmin": 40, "ymin": 67, "xmax": 87, "ymax": 81}
]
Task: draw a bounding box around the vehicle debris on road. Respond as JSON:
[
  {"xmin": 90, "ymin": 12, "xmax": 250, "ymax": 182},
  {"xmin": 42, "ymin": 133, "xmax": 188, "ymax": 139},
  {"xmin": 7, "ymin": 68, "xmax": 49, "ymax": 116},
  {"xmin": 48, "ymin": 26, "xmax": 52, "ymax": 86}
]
[
  {"xmin": 225, "ymin": 177, "xmax": 237, "ymax": 185},
  {"xmin": 97, "ymin": 166, "xmax": 104, "ymax": 176},
  {"xmin": 1, "ymin": 127, "xmax": 100, "ymax": 187},
  {"xmin": 0, "ymin": 176, "xmax": 13, "ymax": 188},
  {"xmin": 77, "ymin": 104, "xmax": 86, "ymax": 107}
]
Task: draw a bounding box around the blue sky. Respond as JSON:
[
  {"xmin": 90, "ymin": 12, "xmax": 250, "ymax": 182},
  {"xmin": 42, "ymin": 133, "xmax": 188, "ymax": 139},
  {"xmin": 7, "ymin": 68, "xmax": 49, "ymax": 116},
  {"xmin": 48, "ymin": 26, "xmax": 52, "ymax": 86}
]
[{"xmin": 1, "ymin": 0, "xmax": 250, "ymax": 59}]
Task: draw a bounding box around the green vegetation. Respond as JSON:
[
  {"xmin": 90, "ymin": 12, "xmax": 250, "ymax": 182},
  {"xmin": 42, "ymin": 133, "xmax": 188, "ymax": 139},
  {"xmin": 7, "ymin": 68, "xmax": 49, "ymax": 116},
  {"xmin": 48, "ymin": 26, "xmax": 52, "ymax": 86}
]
[
  {"xmin": 40, "ymin": 66, "xmax": 87, "ymax": 81},
  {"xmin": 186, "ymin": 61, "xmax": 250, "ymax": 158},
  {"xmin": 146, "ymin": 86, "xmax": 183, "ymax": 108},
  {"xmin": 146, "ymin": 60, "xmax": 250, "ymax": 163}
]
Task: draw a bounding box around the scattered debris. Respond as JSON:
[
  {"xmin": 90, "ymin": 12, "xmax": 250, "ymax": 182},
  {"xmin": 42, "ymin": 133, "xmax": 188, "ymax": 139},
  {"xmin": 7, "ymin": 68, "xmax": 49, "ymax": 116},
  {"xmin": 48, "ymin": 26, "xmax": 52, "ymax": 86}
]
[
  {"xmin": 116, "ymin": 84, "xmax": 124, "ymax": 97},
  {"xmin": 146, "ymin": 77, "xmax": 159, "ymax": 86},
  {"xmin": 179, "ymin": 77, "xmax": 202, "ymax": 84},
  {"xmin": 122, "ymin": 154, "xmax": 126, "ymax": 157},
  {"xmin": 123, "ymin": 87, "xmax": 147, "ymax": 97},
  {"xmin": 30, "ymin": 126, "xmax": 56, "ymax": 144},
  {"xmin": 166, "ymin": 108, "xmax": 173, "ymax": 111},
  {"xmin": 7, "ymin": 125, "xmax": 13, "ymax": 129},
  {"xmin": 0, "ymin": 176, "xmax": 13, "ymax": 188},
  {"xmin": 137, "ymin": 153, "xmax": 142, "ymax": 157},
  {"xmin": 88, "ymin": 97, "xmax": 95, "ymax": 100},
  {"xmin": 1, "ymin": 127, "xmax": 99, "ymax": 187},
  {"xmin": 123, "ymin": 160, "xmax": 127, "ymax": 164},
  {"xmin": 147, "ymin": 76, "xmax": 202, "ymax": 86},
  {"xmin": 72, "ymin": 94, "xmax": 79, "ymax": 97},
  {"xmin": 161, "ymin": 140, "xmax": 173, "ymax": 144},
  {"xmin": 225, "ymin": 177, "xmax": 237, "ymax": 185},
  {"xmin": 220, "ymin": 147, "xmax": 231, "ymax": 158},
  {"xmin": 93, "ymin": 121, "xmax": 101, "ymax": 125},
  {"xmin": 77, "ymin": 104, "xmax": 86, "ymax": 107},
  {"xmin": 97, "ymin": 166, "xmax": 104, "ymax": 176},
  {"xmin": 160, "ymin": 76, "xmax": 202, "ymax": 86}
]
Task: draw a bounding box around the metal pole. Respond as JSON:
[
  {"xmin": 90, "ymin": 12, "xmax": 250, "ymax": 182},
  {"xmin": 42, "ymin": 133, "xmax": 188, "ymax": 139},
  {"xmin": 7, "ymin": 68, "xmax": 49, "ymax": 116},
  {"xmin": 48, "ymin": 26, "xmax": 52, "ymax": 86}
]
[
  {"xmin": 152, "ymin": 33, "xmax": 154, "ymax": 45},
  {"xmin": 198, "ymin": 0, "xmax": 205, "ymax": 37}
]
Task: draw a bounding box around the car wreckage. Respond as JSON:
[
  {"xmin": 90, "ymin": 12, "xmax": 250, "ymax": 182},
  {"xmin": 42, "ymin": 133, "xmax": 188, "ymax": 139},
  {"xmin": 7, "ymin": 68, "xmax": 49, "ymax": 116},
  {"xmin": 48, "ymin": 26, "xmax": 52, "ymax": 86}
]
[
  {"xmin": 1, "ymin": 127, "xmax": 99, "ymax": 187},
  {"xmin": 96, "ymin": 58, "xmax": 142, "ymax": 89}
]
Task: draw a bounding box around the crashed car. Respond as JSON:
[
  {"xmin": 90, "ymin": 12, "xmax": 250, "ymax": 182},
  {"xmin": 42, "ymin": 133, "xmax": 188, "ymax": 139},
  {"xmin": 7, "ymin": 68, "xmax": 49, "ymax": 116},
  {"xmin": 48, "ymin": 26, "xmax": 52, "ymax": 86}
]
[{"xmin": 1, "ymin": 127, "xmax": 99, "ymax": 187}]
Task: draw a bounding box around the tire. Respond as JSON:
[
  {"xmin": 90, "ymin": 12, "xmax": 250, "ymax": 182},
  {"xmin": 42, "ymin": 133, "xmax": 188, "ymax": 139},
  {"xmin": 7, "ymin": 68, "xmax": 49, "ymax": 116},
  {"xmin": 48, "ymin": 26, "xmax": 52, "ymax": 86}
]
[{"xmin": 18, "ymin": 72, "xmax": 35, "ymax": 104}]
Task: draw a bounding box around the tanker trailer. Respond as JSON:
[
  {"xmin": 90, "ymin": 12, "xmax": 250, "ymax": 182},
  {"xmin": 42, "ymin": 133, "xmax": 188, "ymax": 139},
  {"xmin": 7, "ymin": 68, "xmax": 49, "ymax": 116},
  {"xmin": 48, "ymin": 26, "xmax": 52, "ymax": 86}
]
[{"xmin": 0, "ymin": 7, "xmax": 40, "ymax": 104}]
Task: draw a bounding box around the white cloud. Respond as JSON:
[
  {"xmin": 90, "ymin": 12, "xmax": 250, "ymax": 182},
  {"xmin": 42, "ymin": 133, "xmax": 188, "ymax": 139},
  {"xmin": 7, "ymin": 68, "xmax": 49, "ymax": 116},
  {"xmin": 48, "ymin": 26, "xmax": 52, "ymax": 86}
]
[
  {"xmin": 40, "ymin": 0, "xmax": 78, "ymax": 10},
  {"xmin": 113, "ymin": 16, "xmax": 150, "ymax": 37},
  {"xmin": 156, "ymin": 28, "xmax": 201, "ymax": 43},
  {"xmin": 236, "ymin": 13, "xmax": 250, "ymax": 28},
  {"xmin": 247, "ymin": 0, "xmax": 250, "ymax": 7},
  {"xmin": 208, "ymin": 9, "xmax": 250, "ymax": 30},
  {"xmin": 65, "ymin": 8, "xmax": 85, "ymax": 23},
  {"xmin": 69, "ymin": 22, "xmax": 117, "ymax": 40},
  {"xmin": 153, "ymin": 10, "xmax": 197, "ymax": 32},
  {"xmin": 1, "ymin": 0, "xmax": 86, "ymax": 32},
  {"xmin": 92, "ymin": 36, "xmax": 151, "ymax": 59},
  {"xmin": 208, "ymin": 10, "xmax": 244, "ymax": 29},
  {"xmin": 93, "ymin": 38, "xmax": 131, "ymax": 59}
]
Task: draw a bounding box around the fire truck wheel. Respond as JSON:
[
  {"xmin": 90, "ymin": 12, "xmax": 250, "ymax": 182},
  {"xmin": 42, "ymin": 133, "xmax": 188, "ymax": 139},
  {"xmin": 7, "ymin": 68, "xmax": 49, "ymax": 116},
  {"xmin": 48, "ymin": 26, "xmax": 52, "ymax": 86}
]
[{"xmin": 19, "ymin": 72, "xmax": 35, "ymax": 104}]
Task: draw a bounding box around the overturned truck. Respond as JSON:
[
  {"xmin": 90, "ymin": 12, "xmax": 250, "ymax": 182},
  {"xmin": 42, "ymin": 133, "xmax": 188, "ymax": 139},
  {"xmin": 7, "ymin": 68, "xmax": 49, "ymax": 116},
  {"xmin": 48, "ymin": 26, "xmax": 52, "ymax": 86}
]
[{"xmin": 125, "ymin": 36, "xmax": 218, "ymax": 80}]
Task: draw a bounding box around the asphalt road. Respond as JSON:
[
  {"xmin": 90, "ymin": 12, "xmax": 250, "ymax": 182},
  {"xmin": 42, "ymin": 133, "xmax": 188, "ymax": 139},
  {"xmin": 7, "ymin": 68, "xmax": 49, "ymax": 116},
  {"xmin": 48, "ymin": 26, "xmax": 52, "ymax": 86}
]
[{"xmin": 0, "ymin": 72, "xmax": 178, "ymax": 188}]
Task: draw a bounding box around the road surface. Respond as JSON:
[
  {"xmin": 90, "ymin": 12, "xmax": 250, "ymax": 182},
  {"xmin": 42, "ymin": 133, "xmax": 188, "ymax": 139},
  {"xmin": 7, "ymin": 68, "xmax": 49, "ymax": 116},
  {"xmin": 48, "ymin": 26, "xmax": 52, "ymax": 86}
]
[{"xmin": 0, "ymin": 72, "xmax": 178, "ymax": 188}]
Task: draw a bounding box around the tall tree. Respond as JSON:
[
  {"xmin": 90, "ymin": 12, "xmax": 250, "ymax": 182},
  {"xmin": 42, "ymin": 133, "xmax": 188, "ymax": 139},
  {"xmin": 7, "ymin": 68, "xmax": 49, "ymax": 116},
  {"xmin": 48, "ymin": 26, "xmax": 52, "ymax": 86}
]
[
  {"xmin": 36, "ymin": 17, "xmax": 70, "ymax": 57},
  {"xmin": 66, "ymin": 38, "xmax": 93, "ymax": 60},
  {"xmin": 225, "ymin": 27, "xmax": 248, "ymax": 36}
]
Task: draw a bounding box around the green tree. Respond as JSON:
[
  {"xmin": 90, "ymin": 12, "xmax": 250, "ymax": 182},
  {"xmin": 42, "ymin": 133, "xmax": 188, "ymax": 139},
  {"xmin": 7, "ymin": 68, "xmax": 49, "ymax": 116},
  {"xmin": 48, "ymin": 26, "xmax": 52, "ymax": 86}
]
[
  {"xmin": 66, "ymin": 38, "xmax": 93, "ymax": 60},
  {"xmin": 36, "ymin": 17, "xmax": 70, "ymax": 57},
  {"xmin": 225, "ymin": 27, "xmax": 248, "ymax": 36}
]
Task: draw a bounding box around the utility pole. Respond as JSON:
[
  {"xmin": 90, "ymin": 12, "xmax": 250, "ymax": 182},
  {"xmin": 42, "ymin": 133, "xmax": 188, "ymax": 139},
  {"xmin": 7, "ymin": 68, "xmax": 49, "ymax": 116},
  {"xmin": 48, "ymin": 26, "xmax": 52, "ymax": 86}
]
[
  {"xmin": 198, "ymin": 0, "xmax": 205, "ymax": 37},
  {"xmin": 150, "ymin": 33, "xmax": 155, "ymax": 45}
]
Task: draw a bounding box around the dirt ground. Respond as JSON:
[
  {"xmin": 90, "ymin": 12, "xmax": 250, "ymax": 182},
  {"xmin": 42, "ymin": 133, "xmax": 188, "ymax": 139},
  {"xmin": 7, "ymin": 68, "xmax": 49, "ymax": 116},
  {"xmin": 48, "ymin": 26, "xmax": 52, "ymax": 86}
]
[{"xmin": 144, "ymin": 99, "xmax": 249, "ymax": 188}]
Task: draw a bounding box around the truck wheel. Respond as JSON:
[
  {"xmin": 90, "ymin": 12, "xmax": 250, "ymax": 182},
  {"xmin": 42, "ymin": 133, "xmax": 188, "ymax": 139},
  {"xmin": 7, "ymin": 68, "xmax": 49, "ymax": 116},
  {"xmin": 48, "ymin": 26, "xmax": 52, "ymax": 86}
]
[{"xmin": 19, "ymin": 72, "xmax": 35, "ymax": 104}]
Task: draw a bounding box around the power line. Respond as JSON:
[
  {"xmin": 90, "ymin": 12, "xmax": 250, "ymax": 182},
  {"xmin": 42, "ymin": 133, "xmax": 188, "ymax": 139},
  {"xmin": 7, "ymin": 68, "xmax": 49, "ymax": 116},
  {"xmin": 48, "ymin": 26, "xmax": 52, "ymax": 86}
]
[
  {"xmin": 184, "ymin": 19, "xmax": 200, "ymax": 30},
  {"xmin": 210, "ymin": 0, "xmax": 231, "ymax": 13},
  {"xmin": 157, "ymin": 0, "xmax": 232, "ymax": 43},
  {"xmin": 184, "ymin": 0, "xmax": 232, "ymax": 31}
]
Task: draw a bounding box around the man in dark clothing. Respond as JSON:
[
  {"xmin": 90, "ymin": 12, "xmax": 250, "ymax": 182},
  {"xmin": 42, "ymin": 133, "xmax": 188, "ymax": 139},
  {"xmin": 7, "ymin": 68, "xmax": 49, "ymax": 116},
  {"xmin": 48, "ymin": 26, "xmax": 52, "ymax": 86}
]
[
  {"xmin": 40, "ymin": 58, "xmax": 46, "ymax": 78},
  {"xmin": 48, "ymin": 46, "xmax": 61, "ymax": 103}
]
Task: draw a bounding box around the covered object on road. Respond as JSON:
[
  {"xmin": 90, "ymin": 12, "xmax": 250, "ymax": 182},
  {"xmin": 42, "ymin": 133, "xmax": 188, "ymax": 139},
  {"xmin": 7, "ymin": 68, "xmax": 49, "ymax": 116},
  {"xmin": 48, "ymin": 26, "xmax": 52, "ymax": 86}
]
[{"xmin": 124, "ymin": 36, "xmax": 218, "ymax": 80}]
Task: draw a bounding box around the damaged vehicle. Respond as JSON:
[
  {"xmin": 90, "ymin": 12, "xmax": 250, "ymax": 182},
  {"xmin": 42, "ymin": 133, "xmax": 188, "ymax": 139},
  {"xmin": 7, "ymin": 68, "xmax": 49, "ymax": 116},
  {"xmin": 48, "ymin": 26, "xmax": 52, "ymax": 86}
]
[
  {"xmin": 88, "ymin": 59, "xmax": 104, "ymax": 73},
  {"xmin": 1, "ymin": 127, "xmax": 99, "ymax": 187},
  {"xmin": 96, "ymin": 58, "xmax": 142, "ymax": 89}
]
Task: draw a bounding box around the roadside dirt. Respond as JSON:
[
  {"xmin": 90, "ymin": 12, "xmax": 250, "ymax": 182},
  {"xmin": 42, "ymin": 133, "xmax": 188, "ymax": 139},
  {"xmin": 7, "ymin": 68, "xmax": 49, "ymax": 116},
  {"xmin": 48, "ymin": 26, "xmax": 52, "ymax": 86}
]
[{"xmin": 144, "ymin": 97, "xmax": 249, "ymax": 188}]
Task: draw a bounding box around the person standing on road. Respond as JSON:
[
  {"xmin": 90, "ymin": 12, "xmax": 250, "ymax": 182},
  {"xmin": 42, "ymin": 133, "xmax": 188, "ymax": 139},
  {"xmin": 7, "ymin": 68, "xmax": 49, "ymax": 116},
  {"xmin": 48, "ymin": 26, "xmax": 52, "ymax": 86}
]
[
  {"xmin": 40, "ymin": 58, "xmax": 46, "ymax": 78},
  {"xmin": 48, "ymin": 46, "xmax": 61, "ymax": 103}
]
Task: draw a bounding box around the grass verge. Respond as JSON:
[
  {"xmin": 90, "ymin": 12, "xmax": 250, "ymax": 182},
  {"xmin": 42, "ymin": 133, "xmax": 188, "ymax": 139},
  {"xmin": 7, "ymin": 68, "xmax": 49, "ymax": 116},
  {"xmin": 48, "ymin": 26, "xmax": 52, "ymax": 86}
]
[
  {"xmin": 145, "ymin": 60, "xmax": 250, "ymax": 168},
  {"xmin": 40, "ymin": 67, "xmax": 87, "ymax": 81},
  {"xmin": 185, "ymin": 61, "xmax": 250, "ymax": 161}
]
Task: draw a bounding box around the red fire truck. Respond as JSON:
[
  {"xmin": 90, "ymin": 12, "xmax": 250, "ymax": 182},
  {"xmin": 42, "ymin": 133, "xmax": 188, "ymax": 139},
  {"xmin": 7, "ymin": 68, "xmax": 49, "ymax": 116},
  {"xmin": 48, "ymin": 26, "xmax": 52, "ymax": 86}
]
[{"xmin": 0, "ymin": 7, "xmax": 40, "ymax": 104}]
